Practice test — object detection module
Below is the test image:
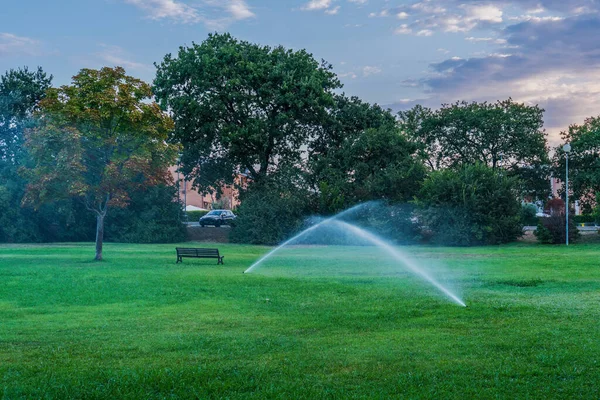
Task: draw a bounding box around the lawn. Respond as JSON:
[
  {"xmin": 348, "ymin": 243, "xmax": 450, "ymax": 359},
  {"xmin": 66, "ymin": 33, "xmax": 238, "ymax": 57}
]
[{"xmin": 1, "ymin": 242, "xmax": 600, "ymax": 399}]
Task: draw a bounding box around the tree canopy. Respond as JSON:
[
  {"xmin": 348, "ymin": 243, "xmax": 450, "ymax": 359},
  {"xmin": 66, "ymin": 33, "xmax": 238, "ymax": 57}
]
[
  {"xmin": 154, "ymin": 33, "xmax": 341, "ymax": 193},
  {"xmin": 399, "ymin": 99, "xmax": 550, "ymax": 199},
  {"xmin": 22, "ymin": 67, "xmax": 178, "ymax": 259},
  {"xmin": 553, "ymin": 115, "xmax": 600, "ymax": 212},
  {"xmin": 0, "ymin": 66, "xmax": 52, "ymax": 168}
]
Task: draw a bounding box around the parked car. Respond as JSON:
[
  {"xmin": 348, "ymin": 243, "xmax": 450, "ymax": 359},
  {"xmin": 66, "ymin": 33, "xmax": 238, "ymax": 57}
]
[{"xmin": 199, "ymin": 210, "xmax": 237, "ymax": 227}]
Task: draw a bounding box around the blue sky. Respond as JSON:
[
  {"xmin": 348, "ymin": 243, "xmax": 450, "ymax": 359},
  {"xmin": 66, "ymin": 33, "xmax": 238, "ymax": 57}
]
[{"xmin": 1, "ymin": 0, "xmax": 599, "ymax": 141}]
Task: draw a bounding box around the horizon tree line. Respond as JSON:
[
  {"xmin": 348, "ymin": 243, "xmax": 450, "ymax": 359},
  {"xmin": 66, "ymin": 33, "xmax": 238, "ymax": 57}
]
[{"xmin": 2, "ymin": 33, "xmax": 599, "ymax": 253}]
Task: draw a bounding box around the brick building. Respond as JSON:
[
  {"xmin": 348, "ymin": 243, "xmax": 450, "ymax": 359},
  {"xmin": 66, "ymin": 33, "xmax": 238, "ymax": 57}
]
[{"xmin": 169, "ymin": 166, "xmax": 249, "ymax": 210}]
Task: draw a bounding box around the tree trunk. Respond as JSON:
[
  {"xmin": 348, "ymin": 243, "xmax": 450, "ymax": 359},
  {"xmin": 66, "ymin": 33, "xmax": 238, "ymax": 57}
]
[{"xmin": 95, "ymin": 213, "xmax": 105, "ymax": 261}]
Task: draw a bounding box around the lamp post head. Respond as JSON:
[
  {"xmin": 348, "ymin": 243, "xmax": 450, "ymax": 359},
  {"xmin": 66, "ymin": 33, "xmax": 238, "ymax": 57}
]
[{"xmin": 563, "ymin": 143, "xmax": 572, "ymax": 153}]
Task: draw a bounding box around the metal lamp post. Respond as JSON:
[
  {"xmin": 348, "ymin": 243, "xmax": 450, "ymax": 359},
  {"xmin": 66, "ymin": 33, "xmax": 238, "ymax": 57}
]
[{"xmin": 563, "ymin": 143, "xmax": 572, "ymax": 246}]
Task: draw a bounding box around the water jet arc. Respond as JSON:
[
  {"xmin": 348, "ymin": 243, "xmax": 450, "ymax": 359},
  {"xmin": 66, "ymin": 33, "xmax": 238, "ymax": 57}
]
[
  {"xmin": 243, "ymin": 204, "xmax": 466, "ymax": 307},
  {"xmin": 332, "ymin": 220, "xmax": 466, "ymax": 307},
  {"xmin": 243, "ymin": 202, "xmax": 369, "ymax": 274}
]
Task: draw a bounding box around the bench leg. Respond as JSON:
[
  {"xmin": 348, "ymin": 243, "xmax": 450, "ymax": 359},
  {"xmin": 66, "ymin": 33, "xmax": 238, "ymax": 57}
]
[
  {"xmin": 218, "ymin": 256, "xmax": 224, "ymax": 265},
  {"xmin": 176, "ymin": 256, "xmax": 182, "ymax": 263}
]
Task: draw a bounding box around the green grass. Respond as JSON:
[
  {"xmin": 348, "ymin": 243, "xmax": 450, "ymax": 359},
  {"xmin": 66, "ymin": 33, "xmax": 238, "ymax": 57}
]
[{"xmin": 1, "ymin": 242, "xmax": 600, "ymax": 399}]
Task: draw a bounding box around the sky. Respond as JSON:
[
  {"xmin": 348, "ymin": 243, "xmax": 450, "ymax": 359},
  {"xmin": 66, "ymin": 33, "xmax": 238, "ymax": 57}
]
[{"xmin": 1, "ymin": 0, "xmax": 599, "ymax": 143}]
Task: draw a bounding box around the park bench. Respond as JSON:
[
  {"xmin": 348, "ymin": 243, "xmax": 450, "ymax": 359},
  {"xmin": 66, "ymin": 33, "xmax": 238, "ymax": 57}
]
[{"xmin": 176, "ymin": 247, "xmax": 224, "ymax": 265}]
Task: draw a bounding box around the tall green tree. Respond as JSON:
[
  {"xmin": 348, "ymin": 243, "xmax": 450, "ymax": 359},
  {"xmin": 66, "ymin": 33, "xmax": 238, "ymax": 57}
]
[
  {"xmin": 154, "ymin": 33, "xmax": 341, "ymax": 193},
  {"xmin": 308, "ymin": 95, "xmax": 425, "ymax": 213},
  {"xmin": 0, "ymin": 67, "xmax": 52, "ymax": 243},
  {"xmin": 553, "ymin": 116, "xmax": 600, "ymax": 212},
  {"xmin": 22, "ymin": 67, "xmax": 178, "ymax": 260},
  {"xmin": 399, "ymin": 99, "xmax": 550, "ymax": 199},
  {"xmin": 0, "ymin": 66, "xmax": 52, "ymax": 167}
]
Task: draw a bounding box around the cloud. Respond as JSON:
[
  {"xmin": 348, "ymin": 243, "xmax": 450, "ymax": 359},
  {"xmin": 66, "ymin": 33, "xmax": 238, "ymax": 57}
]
[
  {"xmin": 226, "ymin": 0, "xmax": 255, "ymax": 20},
  {"xmin": 362, "ymin": 66, "xmax": 382, "ymax": 76},
  {"xmin": 369, "ymin": 0, "xmax": 591, "ymax": 36},
  {"xmin": 124, "ymin": 0, "xmax": 200, "ymax": 23},
  {"xmin": 415, "ymin": 15, "xmax": 600, "ymax": 141},
  {"xmin": 301, "ymin": 0, "xmax": 333, "ymax": 11},
  {"xmin": 96, "ymin": 44, "xmax": 151, "ymax": 71},
  {"xmin": 325, "ymin": 6, "xmax": 341, "ymax": 15},
  {"xmin": 123, "ymin": 0, "xmax": 254, "ymax": 26},
  {"xmin": 300, "ymin": 0, "xmax": 369, "ymax": 14},
  {"xmin": 0, "ymin": 33, "xmax": 42, "ymax": 56}
]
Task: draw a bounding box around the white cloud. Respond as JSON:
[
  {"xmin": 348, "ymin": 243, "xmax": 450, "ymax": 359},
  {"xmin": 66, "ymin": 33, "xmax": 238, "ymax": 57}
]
[
  {"xmin": 416, "ymin": 29, "xmax": 434, "ymax": 36},
  {"xmin": 0, "ymin": 33, "xmax": 42, "ymax": 56},
  {"xmin": 96, "ymin": 44, "xmax": 150, "ymax": 71},
  {"xmin": 226, "ymin": 0, "xmax": 255, "ymax": 20},
  {"xmin": 394, "ymin": 24, "xmax": 412, "ymax": 34},
  {"xmin": 396, "ymin": 12, "xmax": 409, "ymax": 19},
  {"xmin": 465, "ymin": 37, "xmax": 507, "ymax": 44},
  {"xmin": 301, "ymin": 0, "xmax": 333, "ymax": 11},
  {"xmin": 362, "ymin": 66, "xmax": 382, "ymax": 76},
  {"xmin": 123, "ymin": 0, "xmax": 254, "ymax": 26},
  {"xmin": 462, "ymin": 4, "xmax": 503, "ymax": 23},
  {"xmin": 325, "ymin": 6, "xmax": 341, "ymax": 14},
  {"xmin": 348, "ymin": 0, "xmax": 368, "ymax": 4},
  {"xmin": 339, "ymin": 72, "xmax": 358, "ymax": 79},
  {"xmin": 124, "ymin": 0, "xmax": 200, "ymax": 23}
]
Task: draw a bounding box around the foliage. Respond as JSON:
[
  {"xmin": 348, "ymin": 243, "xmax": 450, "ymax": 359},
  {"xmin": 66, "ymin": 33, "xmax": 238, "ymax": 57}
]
[
  {"xmin": 544, "ymin": 198, "xmax": 565, "ymax": 215},
  {"xmin": 230, "ymin": 176, "xmax": 313, "ymax": 245},
  {"xmin": 573, "ymin": 214, "xmax": 596, "ymax": 224},
  {"xmin": 553, "ymin": 116, "xmax": 600, "ymax": 212},
  {"xmin": 309, "ymin": 97, "xmax": 425, "ymax": 214},
  {"xmin": 348, "ymin": 202, "xmax": 422, "ymax": 244},
  {"xmin": 417, "ymin": 164, "xmax": 523, "ymax": 246},
  {"xmin": 0, "ymin": 66, "xmax": 52, "ymax": 166},
  {"xmin": 106, "ymin": 184, "xmax": 186, "ymax": 243},
  {"xmin": 399, "ymin": 99, "xmax": 550, "ymax": 199},
  {"xmin": 520, "ymin": 203, "xmax": 539, "ymax": 226},
  {"xmin": 187, "ymin": 210, "xmax": 209, "ymax": 221},
  {"xmin": 154, "ymin": 33, "xmax": 341, "ymax": 193},
  {"xmin": 0, "ymin": 184, "xmax": 43, "ymax": 243},
  {"xmin": 534, "ymin": 220, "xmax": 554, "ymax": 244},
  {"xmin": 593, "ymin": 193, "xmax": 600, "ymax": 225},
  {"xmin": 0, "ymin": 67, "xmax": 53, "ymax": 243},
  {"xmin": 22, "ymin": 67, "xmax": 178, "ymax": 259},
  {"xmin": 535, "ymin": 213, "xmax": 580, "ymax": 244}
]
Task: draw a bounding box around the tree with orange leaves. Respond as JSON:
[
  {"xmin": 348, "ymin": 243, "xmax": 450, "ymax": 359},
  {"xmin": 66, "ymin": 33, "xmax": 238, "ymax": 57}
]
[{"xmin": 21, "ymin": 67, "xmax": 178, "ymax": 260}]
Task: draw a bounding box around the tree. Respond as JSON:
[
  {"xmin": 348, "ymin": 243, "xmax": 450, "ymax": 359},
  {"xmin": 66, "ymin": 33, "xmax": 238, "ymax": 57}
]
[
  {"xmin": 306, "ymin": 95, "xmax": 425, "ymax": 213},
  {"xmin": 310, "ymin": 124, "xmax": 426, "ymax": 213},
  {"xmin": 230, "ymin": 169, "xmax": 314, "ymax": 245},
  {"xmin": 0, "ymin": 67, "xmax": 53, "ymax": 243},
  {"xmin": 417, "ymin": 163, "xmax": 523, "ymax": 246},
  {"xmin": 153, "ymin": 33, "xmax": 341, "ymax": 193},
  {"xmin": 0, "ymin": 66, "xmax": 52, "ymax": 167},
  {"xmin": 399, "ymin": 99, "xmax": 550, "ymax": 199},
  {"xmin": 22, "ymin": 67, "xmax": 178, "ymax": 260},
  {"xmin": 553, "ymin": 116, "xmax": 600, "ymax": 212}
]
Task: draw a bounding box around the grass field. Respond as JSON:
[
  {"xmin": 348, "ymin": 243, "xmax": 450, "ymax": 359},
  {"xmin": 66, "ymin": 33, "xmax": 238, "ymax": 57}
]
[{"xmin": 1, "ymin": 242, "xmax": 600, "ymax": 399}]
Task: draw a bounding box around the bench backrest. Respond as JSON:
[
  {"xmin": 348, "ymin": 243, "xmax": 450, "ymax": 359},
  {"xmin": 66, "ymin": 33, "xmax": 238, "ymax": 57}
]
[{"xmin": 176, "ymin": 248, "xmax": 220, "ymax": 257}]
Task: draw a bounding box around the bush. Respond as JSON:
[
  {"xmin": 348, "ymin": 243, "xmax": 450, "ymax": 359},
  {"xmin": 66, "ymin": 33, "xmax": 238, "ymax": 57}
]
[
  {"xmin": 417, "ymin": 164, "xmax": 523, "ymax": 246},
  {"xmin": 535, "ymin": 213, "xmax": 580, "ymax": 244},
  {"xmin": 573, "ymin": 214, "xmax": 596, "ymax": 224},
  {"xmin": 186, "ymin": 210, "xmax": 209, "ymax": 221},
  {"xmin": 230, "ymin": 182, "xmax": 313, "ymax": 245},
  {"xmin": 520, "ymin": 203, "xmax": 539, "ymax": 226},
  {"xmin": 106, "ymin": 185, "xmax": 187, "ymax": 243}
]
